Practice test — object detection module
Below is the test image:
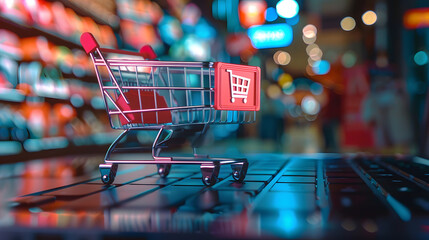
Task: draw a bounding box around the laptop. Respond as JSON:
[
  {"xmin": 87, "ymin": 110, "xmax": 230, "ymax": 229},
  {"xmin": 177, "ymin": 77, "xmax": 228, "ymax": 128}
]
[{"xmin": 1, "ymin": 152, "xmax": 428, "ymax": 239}]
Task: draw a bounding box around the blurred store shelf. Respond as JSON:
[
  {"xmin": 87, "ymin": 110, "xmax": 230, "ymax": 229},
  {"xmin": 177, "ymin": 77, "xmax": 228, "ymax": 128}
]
[{"xmin": 0, "ymin": 88, "xmax": 25, "ymax": 103}]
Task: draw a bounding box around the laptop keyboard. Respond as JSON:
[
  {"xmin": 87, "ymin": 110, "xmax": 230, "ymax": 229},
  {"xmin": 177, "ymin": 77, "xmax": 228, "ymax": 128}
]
[{"xmin": 3, "ymin": 154, "xmax": 429, "ymax": 239}]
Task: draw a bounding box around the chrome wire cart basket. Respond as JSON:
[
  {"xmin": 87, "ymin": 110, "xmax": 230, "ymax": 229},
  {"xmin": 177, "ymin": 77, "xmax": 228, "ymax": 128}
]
[{"xmin": 81, "ymin": 32, "xmax": 261, "ymax": 186}]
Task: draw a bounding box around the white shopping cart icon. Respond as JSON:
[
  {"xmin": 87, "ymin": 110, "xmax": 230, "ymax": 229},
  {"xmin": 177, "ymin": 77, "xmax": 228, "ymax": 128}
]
[{"xmin": 227, "ymin": 69, "xmax": 251, "ymax": 103}]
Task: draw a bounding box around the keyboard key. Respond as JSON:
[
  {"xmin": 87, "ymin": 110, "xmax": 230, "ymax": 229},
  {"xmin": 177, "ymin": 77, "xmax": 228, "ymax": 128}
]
[
  {"xmin": 214, "ymin": 181, "xmax": 265, "ymax": 194},
  {"xmin": 180, "ymin": 190, "xmax": 220, "ymax": 211},
  {"xmin": 270, "ymin": 183, "xmax": 315, "ymax": 192},
  {"xmin": 224, "ymin": 174, "xmax": 273, "ymax": 183},
  {"xmin": 326, "ymin": 172, "xmax": 359, "ymax": 178},
  {"xmin": 329, "ymin": 194, "xmax": 390, "ymax": 219},
  {"xmin": 181, "ymin": 190, "xmax": 253, "ymax": 212},
  {"xmin": 254, "ymin": 192, "xmax": 316, "ymax": 212},
  {"xmin": 130, "ymin": 176, "xmax": 178, "ymax": 185},
  {"xmin": 166, "ymin": 172, "xmax": 196, "ymax": 179},
  {"xmin": 173, "ymin": 178, "xmax": 205, "ymax": 186},
  {"xmin": 328, "ymin": 184, "xmax": 372, "ymax": 193},
  {"xmin": 121, "ymin": 186, "xmax": 201, "ymax": 209},
  {"xmin": 246, "ymin": 169, "xmax": 278, "ymax": 175},
  {"xmin": 10, "ymin": 196, "xmax": 56, "ymax": 207},
  {"xmin": 58, "ymin": 184, "xmax": 158, "ymax": 210},
  {"xmin": 327, "ymin": 178, "xmax": 364, "ymax": 184},
  {"xmin": 283, "ymin": 171, "xmax": 316, "ymax": 176},
  {"xmin": 278, "ymin": 176, "xmax": 315, "ymax": 183},
  {"xmin": 43, "ymin": 184, "xmax": 112, "ymax": 198}
]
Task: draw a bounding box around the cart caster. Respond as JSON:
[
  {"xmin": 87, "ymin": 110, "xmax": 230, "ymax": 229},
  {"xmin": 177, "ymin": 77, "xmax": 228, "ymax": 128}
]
[
  {"xmin": 157, "ymin": 164, "xmax": 171, "ymax": 178},
  {"xmin": 100, "ymin": 163, "xmax": 118, "ymax": 185},
  {"xmin": 231, "ymin": 161, "xmax": 248, "ymax": 182},
  {"xmin": 201, "ymin": 164, "xmax": 220, "ymax": 186}
]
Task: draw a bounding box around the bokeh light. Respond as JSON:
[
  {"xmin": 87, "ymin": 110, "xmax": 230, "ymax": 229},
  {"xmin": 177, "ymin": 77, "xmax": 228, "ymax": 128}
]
[
  {"xmin": 414, "ymin": 51, "xmax": 428, "ymax": 66},
  {"xmin": 265, "ymin": 7, "xmax": 278, "ymax": 22},
  {"xmin": 301, "ymin": 95, "xmax": 320, "ymax": 115},
  {"xmin": 310, "ymin": 82, "xmax": 324, "ymax": 95},
  {"xmin": 308, "ymin": 58, "xmax": 317, "ymax": 67},
  {"xmin": 309, "ymin": 47, "xmax": 323, "ymax": 61},
  {"xmin": 158, "ymin": 15, "xmax": 183, "ymax": 45},
  {"xmin": 340, "ymin": 17, "xmax": 356, "ymax": 31},
  {"xmin": 303, "ymin": 35, "xmax": 316, "ymax": 44},
  {"xmin": 273, "ymin": 51, "xmax": 291, "ymax": 65},
  {"xmin": 278, "ymin": 73, "xmax": 293, "ymax": 88},
  {"xmin": 302, "ymin": 24, "xmax": 317, "ymax": 38},
  {"xmin": 276, "ymin": 0, "xmax": 299, "ymax": 19},
  {"xmin": 362, "ymin": 10, "xmax": 377, "ymax": 25},
  {"xmin": 238, "ymin": 0, "xmax": 267, "ymax": 28},
  {"xmin": 286, "ymin": 14, "xmax": 300, "ymax": 25},
  {"xmin": 283, "ymin": 84, "xmax": 296, "ymax": 95},
  {"xmin": 195, "ymin": 19, "xmax": 216, "ymax": 40},
  {"xmin": 266, "ymin": 84, "xmax": 282, "ymax": 99},
  {"xmin": 312, "ymin": 60, "xmax": 330, "ymax": 75},
  {"xmin": 182, "ymin": 3, "xmax": 201, "ymax": 26},
  {"xmin": 342, "ymin": 51, "xmax": 357, "ymax": 68},
  {"xmin": 306, "ymin": 44, "xmax": 319, "ymax": 54}
]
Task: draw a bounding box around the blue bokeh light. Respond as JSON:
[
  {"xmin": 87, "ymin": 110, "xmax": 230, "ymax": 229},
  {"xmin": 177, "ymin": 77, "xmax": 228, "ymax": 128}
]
[
  {"xmin": 312, "ymin": 60, "xmax": 331, "ymax": 75},
  {"xmin": 414, "ymin": 51, "xmax": 428, "ymax": 66},
  {"xmin": 310, "ymin": 82, "xmax": 324, "ymax": 95},
  {"xmin": 265, "ymin": 7, "xmax": 278, "ymax": 22},
  {"xmin": 158, "ymin": 15, "xmax": 182, "ymax": 45},
  {"xmin": 276, "ymin": 0, "xmax": 299, "ymax": 19},
  {"xmin": 195, "ymin": 18, "xmax": 216, "ymax": 40},
  {"xmin": 286, "ymin": 14, "xmax": 300, "ymax": 26}
]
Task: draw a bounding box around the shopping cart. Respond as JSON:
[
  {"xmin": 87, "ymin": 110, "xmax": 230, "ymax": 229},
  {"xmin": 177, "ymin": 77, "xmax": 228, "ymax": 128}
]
[
  {"xmin": 80, "ymin": 32, "xmax": 261, "ymax": 186},
  {"xmin": 228, "ymin": 69, "xmax": 251, "ymax": 104}
]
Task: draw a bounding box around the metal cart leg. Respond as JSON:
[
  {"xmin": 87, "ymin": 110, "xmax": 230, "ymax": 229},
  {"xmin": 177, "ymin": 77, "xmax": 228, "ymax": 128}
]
[
  {"xmin": 201, "ymin": 163, "xmax": 220, "ymax": 186},
  {"xmin": 100, "ymin": 129, "xmax": 129, "ymax": 185},
  {"xmin": 153, "ymin": 127, "xmax": 173, "ymax": 178},
  {"xmin": 104, "ymin": 129, "xmax": 130, "ymax": 161},
  {"xmin": 100, "ymin": 163, "xmax": 118, "ymax": 185},
  {"xmin": 157, "ymin": 164, "xmax": 171, "ymax": 178},
  {"xmin": 231, "ymin": 160, "xmax": 248, "ymax": 182}
]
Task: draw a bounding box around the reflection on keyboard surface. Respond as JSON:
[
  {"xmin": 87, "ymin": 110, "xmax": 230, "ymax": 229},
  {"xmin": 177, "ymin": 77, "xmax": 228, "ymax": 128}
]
[{"xmin": 3, "ymin": 154, "xmax": 429, "ymax": 239}]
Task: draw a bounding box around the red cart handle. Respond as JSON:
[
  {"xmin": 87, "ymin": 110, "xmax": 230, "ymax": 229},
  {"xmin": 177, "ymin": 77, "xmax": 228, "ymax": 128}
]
[
  {"xmin": 81, "ymin": 32, "xmax": 158, "ymax": 60},
  {"xmin": 80, "ymin": 32, "xmax": 99, "ymax": 55},
  {"xmin": 140, "ymin": 45, "xmax": 157, "ymax": 59}
]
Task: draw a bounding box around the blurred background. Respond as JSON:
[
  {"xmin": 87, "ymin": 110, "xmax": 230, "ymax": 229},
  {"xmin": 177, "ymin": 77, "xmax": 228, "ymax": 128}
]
[{"xmin": 0, "ymin": 0, "xmax": 428, "ymax": 161}]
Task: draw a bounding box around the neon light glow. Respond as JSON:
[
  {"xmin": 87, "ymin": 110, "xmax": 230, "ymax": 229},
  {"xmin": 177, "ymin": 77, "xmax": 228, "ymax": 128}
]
[
  {"xmin": 248, "ymin": 23, "xmax": 293, "ymax": 49},
  {"xmin": 276, "ymin": 0, "xmax": 299, "ymax": 19}
]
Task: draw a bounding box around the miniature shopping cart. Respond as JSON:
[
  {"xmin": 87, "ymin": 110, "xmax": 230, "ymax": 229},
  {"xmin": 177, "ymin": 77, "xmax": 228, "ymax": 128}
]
[
  {"xmin": 228, "ymin": 69, "xmax": 250, "ymax": 104},
  {"xmin": 81, "ymin": 32, "xmax": 260, "ymax": 186}
]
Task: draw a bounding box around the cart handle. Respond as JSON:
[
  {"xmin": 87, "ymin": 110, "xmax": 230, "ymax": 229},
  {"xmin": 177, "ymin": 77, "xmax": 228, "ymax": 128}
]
[
  {"xmin": 140, "ymin": 45, "xmax": 157, "ymax": 59},
  {"xmin": 81, "ymin": 32, "xmax": 157, "ymax": 60},
  {"xmin": 80, "ymin": 32, "xmax": 99, "ymax": 55},
  {"xmin": 80, "ymin": 32, "xmax": 157, "ymax": 107},
  {"xmin": 80, "ymin": 32, "xmax": 129, "ymax": 104}
]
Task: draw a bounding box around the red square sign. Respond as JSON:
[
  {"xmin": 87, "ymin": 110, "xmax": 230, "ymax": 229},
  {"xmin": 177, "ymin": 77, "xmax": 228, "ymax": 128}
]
[{"xmin": 214, "ymin": 62, "xmax": 260, "ymax": 111}]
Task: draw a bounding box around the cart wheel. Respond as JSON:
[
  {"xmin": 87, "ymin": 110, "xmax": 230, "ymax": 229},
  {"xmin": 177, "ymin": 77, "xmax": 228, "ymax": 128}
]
[
  {"xmin": 157, "ymin": 164, "xmax": 171, "ymax": 178},
  {"xmin": 99, "ymin": 163, "xmax": 118, "ymax": 185},
  {"xmin": 231, "ymin": 98, "xmax": 235, "ymax": 103},
  {"xmin": 231, "ymin": 161, "xmax": 248, "ymax": 182},
  {"xmin": 201, "ymin": 164, "xmax": 220, "ymax": 186},
  {"xmin": 243, "ymin": 98, "xmax": 247, "ymax": 103}
]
